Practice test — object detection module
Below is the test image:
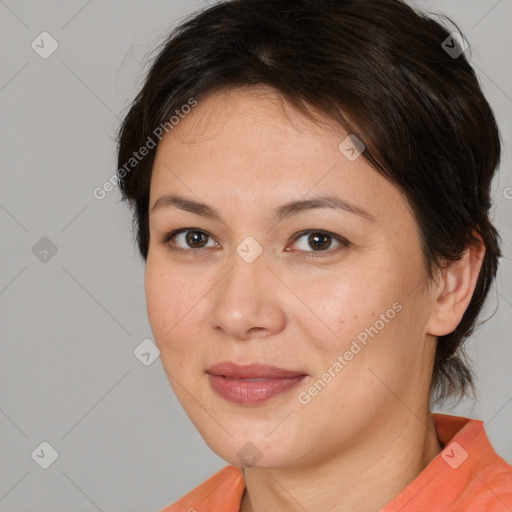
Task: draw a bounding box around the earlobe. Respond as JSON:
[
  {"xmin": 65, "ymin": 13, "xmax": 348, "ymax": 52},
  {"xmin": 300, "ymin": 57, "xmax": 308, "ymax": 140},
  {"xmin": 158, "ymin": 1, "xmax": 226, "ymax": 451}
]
[{"xmin": 426, "ymin": 237, "xmax": 486, "ymax": 337}]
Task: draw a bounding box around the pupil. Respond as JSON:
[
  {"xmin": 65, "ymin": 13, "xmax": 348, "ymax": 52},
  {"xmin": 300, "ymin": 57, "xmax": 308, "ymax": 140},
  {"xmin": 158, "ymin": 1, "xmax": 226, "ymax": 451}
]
[
  {"xmin": 183, "ymin": 231, "xmax": 331, "ymax": 250},
  {"xmin": 309, "ymin": 233, "xmax": 330, "ymax": 250},
  {"xmin": 186, "ymin": 230, "xmax": 207, "ymax": 248}
]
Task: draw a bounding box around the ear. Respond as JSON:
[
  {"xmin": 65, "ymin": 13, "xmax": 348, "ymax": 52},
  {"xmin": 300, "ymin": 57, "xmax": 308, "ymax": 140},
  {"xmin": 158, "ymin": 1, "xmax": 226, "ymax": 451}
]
[{"xmin": 426, "ymin": 234, "xmax": 486, "ymax": 337}]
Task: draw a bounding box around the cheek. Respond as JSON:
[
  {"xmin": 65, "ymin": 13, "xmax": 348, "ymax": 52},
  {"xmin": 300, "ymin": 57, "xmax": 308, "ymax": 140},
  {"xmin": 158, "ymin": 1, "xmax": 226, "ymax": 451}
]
[
  {"xmin": 301, "ymin": 270, "xmax": 431, "ymax": 401},
  {"xmin": 145, "ymin": 266, "xmax": 171, "ymax": 341},
  {"xmin": 288, "ymin": 265, "xmax": 403, "ymax": 353},
  {"xmin": 145, "ymin": 260, "xmax": 205, "ymax": 353}
]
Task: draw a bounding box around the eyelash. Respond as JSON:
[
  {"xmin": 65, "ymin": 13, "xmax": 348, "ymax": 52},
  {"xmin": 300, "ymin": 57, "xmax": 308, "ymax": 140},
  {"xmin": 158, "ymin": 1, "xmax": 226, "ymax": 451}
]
[{"xmin": 159, "ymin": 228, "xmax": 350, "ymax": 259}]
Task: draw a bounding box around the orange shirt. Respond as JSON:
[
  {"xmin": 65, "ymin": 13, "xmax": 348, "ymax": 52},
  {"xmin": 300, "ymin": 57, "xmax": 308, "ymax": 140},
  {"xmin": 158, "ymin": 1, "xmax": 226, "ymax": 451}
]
[{"xmin": 160, "ymin": 413, "xmax": 512, "ymax": 512}]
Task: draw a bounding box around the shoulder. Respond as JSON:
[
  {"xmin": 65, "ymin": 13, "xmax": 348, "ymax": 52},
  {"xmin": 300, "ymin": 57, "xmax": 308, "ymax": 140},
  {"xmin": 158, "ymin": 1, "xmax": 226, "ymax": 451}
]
[
  {"xmin": 435, "ymin": 414, "xmax": 512, "ymax": 509},
  {"xmin": 158, "ymin": 465, "xmax": 245, "ymax": 512},
  {"xmin": 438, "ymin": 414, "xmax": 512, "ymax": 508},
  {"xmin": 382, "ymin": 414, "xmax": 512, "ymax": 511},
  {"xmin": 471, "ymin": 450, "xmax": 512, "ymax": 508}
]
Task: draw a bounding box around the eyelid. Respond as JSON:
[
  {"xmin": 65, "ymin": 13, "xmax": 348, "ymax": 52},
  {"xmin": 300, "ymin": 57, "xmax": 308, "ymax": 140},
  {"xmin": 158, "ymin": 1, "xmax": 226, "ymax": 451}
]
[
  {"xmin": 160, "ymin": 227, "xmax": 218, "ymax": 250},
  {"xmin": 160, "ymin": 227, "xmax": 350, "ymax": 256},
  {"xmin": 288, "ymin": 229, "xmax": 348, "ymax": 249}
]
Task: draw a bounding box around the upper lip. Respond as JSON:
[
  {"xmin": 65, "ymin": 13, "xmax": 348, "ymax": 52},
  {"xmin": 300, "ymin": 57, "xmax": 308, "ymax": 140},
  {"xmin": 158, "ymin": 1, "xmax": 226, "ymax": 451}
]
[{"xmin": 206, "ymin": 361, "xmax": 307, "ymax": 379}]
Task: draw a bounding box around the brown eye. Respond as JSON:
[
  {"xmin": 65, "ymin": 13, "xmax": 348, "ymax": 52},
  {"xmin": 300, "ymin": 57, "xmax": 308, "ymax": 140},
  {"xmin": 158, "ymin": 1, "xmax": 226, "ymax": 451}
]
[
  {"xmin": 307, "ymin": 232, "xmax": 332, "ymax": 251},
  {"xmin": 287, "ymin": 230, "xmax": 350, "ymax": 259},
  {"xmin": 161, "ymin": 228, "xmax": 217, "ymax": 254},
  {"xmin": 185, "ymin": 230, "xmax": 209, "ymax": 248}
]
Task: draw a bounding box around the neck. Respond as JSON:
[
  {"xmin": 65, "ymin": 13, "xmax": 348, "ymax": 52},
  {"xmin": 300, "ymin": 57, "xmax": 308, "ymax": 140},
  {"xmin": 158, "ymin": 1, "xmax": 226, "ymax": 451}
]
[{"xmin": 240, "ymin": 411, "xmax": 443, "ymax": 512}]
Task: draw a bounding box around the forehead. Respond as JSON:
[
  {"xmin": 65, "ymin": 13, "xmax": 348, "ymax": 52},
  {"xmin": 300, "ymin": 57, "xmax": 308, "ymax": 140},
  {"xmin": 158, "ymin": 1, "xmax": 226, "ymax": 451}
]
[
  {"xmin": 158, "ymin": 86, "xmax": 342, "ymax": 161},
  {"xmin": 149, "ymin": 87, "xmax": 407, "ymax": 224}
]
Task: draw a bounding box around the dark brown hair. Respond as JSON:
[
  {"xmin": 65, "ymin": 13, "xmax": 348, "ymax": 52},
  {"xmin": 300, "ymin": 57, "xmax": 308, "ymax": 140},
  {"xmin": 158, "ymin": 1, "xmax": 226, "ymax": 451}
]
[{"xmin": 116, "ymin": 0, "xmax": 502, "ymax": 404}]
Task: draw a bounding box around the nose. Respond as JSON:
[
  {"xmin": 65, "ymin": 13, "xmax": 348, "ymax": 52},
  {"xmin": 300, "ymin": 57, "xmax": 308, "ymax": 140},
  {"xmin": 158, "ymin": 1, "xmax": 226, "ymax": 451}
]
[{"xmin": 208, "ymin": 251, "xmax": 287, "ymax": 341}]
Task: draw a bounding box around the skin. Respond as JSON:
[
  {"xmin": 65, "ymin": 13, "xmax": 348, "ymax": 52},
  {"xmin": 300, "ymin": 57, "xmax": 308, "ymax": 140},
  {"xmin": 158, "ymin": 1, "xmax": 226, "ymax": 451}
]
[{"xmin": 145, "ymin": 86, "xmax": 485, "ymax": 511}]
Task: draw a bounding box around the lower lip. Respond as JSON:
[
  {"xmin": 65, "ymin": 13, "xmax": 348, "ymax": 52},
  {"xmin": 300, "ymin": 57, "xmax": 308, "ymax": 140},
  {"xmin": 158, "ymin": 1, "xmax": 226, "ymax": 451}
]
[{"xmin": 208, "ymin": 374, "xmax": 306, "ymax": 406}]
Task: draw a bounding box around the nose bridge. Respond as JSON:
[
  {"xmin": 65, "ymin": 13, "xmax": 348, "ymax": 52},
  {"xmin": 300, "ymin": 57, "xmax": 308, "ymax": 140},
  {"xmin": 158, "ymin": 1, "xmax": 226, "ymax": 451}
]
[
  {"xmin": 217, "ymin": 245, "xmax": 269, "ymax": 314},
  {"xmin": 209, "ymin": 243, "xmax": 285, "ymax": 339},
  {"xmin": 221, "ymin": 232, "xmax": 269, "ymax": 298}
]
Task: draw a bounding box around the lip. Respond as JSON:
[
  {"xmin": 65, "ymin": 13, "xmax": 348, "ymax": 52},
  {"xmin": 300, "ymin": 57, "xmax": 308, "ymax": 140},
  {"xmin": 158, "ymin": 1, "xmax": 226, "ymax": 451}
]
[
  {"xmin": 206, "ymin": 361, "xmax": 307, "ymax": 406},
  {"xmin": 206, "ymin": 361, "xmax": 306, "ymax": 379}
]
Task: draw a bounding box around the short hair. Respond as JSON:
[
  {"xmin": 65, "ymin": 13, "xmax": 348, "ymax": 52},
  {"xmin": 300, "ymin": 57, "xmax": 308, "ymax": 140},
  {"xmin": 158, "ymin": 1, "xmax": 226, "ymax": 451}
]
[{"xmin": 116, "ymin": 0, "xmax": 502, "ymax": 405}]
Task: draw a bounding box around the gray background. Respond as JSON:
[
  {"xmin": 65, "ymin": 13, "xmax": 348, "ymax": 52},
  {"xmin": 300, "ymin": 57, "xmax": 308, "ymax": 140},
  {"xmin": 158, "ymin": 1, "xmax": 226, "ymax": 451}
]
[{"xmin": 0, "ymin": 1, "xmax": 511, "ymax": 511}]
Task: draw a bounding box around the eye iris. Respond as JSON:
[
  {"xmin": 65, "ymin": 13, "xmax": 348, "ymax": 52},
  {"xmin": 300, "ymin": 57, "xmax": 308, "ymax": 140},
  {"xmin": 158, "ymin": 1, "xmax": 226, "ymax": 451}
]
[
  {"xmin": 308, "ymin": 232, "xmax": 331, "ymax": 250},
  {"xmin": 186, "ymin": 230, "xmax": 208, "ymax": 248},
  {"xmin": 179, "ymin": 231, "xmax": 334, "ymax": 251}
]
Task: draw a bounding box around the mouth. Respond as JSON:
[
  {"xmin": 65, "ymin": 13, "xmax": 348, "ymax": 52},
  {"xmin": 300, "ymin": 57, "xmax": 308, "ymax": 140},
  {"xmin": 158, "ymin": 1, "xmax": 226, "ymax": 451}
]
[{"xmin": 206, "ymin": 361, "xmax": 307, "ymax": 406}]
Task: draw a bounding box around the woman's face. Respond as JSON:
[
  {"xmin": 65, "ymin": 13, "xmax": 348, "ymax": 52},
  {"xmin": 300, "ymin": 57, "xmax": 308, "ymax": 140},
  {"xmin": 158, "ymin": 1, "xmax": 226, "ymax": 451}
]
[{"xmin": 145, "ymin": 86, "xmax": 439, "ymax": 469}]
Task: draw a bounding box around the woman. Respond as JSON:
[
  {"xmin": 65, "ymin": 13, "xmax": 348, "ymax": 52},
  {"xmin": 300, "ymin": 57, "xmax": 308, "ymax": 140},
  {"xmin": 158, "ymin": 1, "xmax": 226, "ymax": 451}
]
[{"xmin": 116, "ymin": 0, "xmax": 512, "ymax": 510}]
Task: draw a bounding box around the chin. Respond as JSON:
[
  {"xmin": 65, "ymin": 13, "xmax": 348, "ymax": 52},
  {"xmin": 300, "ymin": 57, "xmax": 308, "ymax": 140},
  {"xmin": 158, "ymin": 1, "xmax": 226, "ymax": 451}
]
[{"xmin": 198, "ymin": 426, "xmax": 305, "ymax": 470}]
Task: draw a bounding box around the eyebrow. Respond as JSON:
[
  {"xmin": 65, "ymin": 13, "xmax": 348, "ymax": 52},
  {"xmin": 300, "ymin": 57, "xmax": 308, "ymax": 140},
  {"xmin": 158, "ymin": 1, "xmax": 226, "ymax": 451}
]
[{"xmin": 150, "ymin": 194, "xmax": 376, "ymax": 223}]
